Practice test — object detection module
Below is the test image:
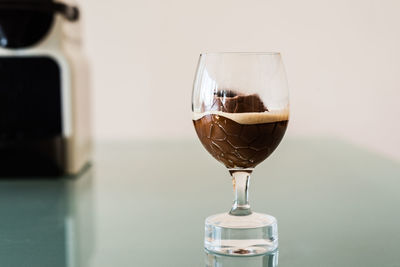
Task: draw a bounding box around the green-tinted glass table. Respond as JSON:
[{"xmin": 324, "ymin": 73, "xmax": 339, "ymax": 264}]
[{"xmin": 1, "ymin": 138, "xmax": 400, "ymax": 267}]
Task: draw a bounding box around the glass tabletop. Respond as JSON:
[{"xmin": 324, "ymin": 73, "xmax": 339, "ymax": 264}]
[{"xmin": 0, "ymin": 138, "xmax": 400, "ymax": 267}]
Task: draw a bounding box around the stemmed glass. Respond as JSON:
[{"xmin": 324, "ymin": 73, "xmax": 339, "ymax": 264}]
[{"xmin": 192, "ymin": 52, "xmax": 289, "ymax": 256}]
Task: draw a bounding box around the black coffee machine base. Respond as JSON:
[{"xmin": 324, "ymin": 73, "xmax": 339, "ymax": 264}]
[{"xmin": 0, "ymin": 137, "xmax": 65, "ymax": 177}]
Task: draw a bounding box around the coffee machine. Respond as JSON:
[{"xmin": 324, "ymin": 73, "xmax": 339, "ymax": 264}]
[{"xmin": 0, "ymin": 0, "xmax": 91, "ymax": 176}]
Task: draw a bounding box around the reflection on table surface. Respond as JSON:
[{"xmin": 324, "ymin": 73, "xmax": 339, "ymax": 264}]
[
  {"xmin": 205, "ymin": 250, "xmax": 278, "ymax": 267},
  {"xmin": 0, "ymin": 167, "xmax": 93, "ymax": 267}
]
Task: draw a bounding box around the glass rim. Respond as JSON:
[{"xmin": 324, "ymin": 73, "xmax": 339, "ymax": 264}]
[{"xmin": 200, "ymin": 52, "xmax": 281, "ymax": 56}]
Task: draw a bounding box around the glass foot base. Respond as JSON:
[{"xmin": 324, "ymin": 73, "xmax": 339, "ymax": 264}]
[{"xmin": 205, "ymin": 212, "xmax": 278, "ymax": 256}]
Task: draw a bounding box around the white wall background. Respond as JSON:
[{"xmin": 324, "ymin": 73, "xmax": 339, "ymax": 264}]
[{"xmin": 78, "ymin": 0, "xmax": 400, "ymax": 160}]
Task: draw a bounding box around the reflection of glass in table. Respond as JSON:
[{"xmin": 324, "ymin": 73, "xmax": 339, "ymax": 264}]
[
  {"xmin": 206, "ymin": 250, "xmax": 278, "ymax": 267},
  {"xmin": 1, "ymin": 139, "xmax": 400, "ymax": 266}
]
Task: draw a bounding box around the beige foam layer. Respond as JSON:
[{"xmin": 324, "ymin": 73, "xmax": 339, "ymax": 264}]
[{"xmin": 192, "ymin": 110, "xmax": 289, "ymax": 124}]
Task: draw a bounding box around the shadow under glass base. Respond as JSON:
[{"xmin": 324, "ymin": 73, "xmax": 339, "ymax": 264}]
[{"xmin": 205, "ymin": 212, "xmax": 278, "ymax": 256}]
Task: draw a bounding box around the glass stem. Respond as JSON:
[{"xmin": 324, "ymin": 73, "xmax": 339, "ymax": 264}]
[{"xmin": 229, "ymin": 170, "xmax": 252, "ymax": 216}]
